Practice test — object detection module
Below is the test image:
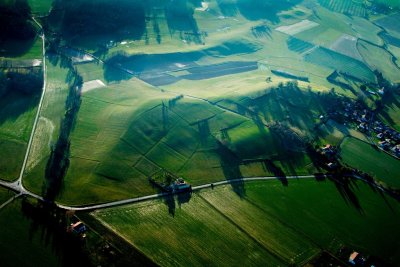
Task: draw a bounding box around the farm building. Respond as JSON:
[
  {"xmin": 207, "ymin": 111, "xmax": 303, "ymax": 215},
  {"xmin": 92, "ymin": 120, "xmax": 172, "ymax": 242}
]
[
  {"xmin": 68, "ymin": 221, "xmax": 87, "ymax": 235},
  {"xmin": 348, "ymin": 251, "xmax": 367, "ymax": 266},
  {"xmin": 173, "ymin": 178, "xmax": 192, "ymax": 193}
]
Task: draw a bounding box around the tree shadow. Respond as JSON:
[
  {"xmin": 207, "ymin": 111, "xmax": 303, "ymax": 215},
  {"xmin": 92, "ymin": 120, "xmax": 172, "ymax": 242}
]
[
  {"xmin": 162, "ymin": 190, "xmax": 193, "ymax": 217},
  {"xmin": 49, "ymin": 0, "xmax": 147, "ymax": 51},
  {"xmin": 329, "ymin": 174, "xmax": 364, "ymax": 213},
  {"xmin": 0, "ymin": 69, "xmax": 42, "ymax": 125},
  {"xmin": 43, "ymin": 65, "xmax": 83, "ymax": 202},
  {"xmin": 236, "ymin": 0, "xmax": 302, "ymax": 23},
  {"xmin": 21, "ymin": 198, "xmax": 91, "ymax": 267},
  {"xmin": 165, "ymin": 0, "xmax": 203, "ymax": 44},
  {"xmin": 197, "ymin": 119, "xmax": 211, "ymax": 145},
  {"xmin": 163, "ymin": 193, "xmax": 176, "ymax": 217},
  {"xmin": 217, "ymin": 141, "xmax": 245, "ymax": 198},
  {"xmin": 251, "ymin": 24, "xmax": 272, "ymax": 39},
  {"xmin": 177, "ymin": 190, "xmax": 192, "ymax": 207},
  {"xmin": 0, "ymin": 0, "xmax": 37, "ymax": 57},
  {"xmin": 217, "ymin": 0, "xmax": 239, "ymax": 16},
  {"xmin": 264, "ymin": 160, "xmax": 288, "ymax": 186}
]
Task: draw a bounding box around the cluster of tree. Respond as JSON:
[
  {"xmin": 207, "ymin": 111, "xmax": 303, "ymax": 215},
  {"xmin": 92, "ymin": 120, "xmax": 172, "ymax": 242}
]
[
  {"xmin": 0, "ymin": 0, "xmax": 36, "ymax": 41},
  {"xmin": 374, "ymin": 70, "xmax": 400, "ymax": 109},
  {"xmin": 0, "ymin": 68, "xmax": 43, "ymax": 97},
  {"xmin": 51, "ymin": 0, "xmax": 146, "ymax": 39},
  {"xmin": 270, "ymin": 122, "xmax": 308, "ymax": 152}
]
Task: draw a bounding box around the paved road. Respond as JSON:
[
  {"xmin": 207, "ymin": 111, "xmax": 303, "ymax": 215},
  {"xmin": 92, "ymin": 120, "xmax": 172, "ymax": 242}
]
[
  {"xmin": 17, "ymin": 19, "xmax": 47, "ymax": 187},
  {"xmin": 57, "ymin": 175, "xmax": 317, "ymax": 211},
  {"xmin": 0, "ymin": 175, "xmax": 316, "ymax": 211},
  {"xmin": 0, "ymin": 17, "xmax": 47, "ymax": 210}
]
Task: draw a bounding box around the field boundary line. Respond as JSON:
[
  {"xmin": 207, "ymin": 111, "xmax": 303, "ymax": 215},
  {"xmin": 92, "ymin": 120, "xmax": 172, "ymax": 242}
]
[{"xmin": 198, "ymin": 194, "xmax": 288, "ymax": 264}]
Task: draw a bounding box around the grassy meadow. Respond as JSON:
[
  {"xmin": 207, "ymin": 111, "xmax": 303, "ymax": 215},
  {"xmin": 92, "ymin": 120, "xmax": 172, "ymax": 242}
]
[
  {"xmin": 340, "ymin": 137, "xmax": 400, "ymax": 188},
  {"xmin": 357, "ymin": 40, "xmax": 400, "ymax": 83},
  {"xmin": 378, "ymin": 93, "xmax": 400, "ymax": 131},
  {"xmin": 94, "ymin": 179, "xmax": 400, "ymax": 266},
  {"xmin": 0, "ymin": 186, "xmax": 14, "ymax": 205},
  {"xmin": 18, "ymin": 0, "xmax": 400, "ymax": 206},
  {"xmin": 28, "ymin": 0, "xmax": 53, "ymax": 14},
  {"xmin": 0, "ymin": 198, "xmax": 61, "ymax": 267},
  {"xmin": 0, "ymin": 88, "xmax": 40, "ymax": 181},
  {"xmin": 23, "ymin": 57, "xmax": 71, "ymax": 191}
]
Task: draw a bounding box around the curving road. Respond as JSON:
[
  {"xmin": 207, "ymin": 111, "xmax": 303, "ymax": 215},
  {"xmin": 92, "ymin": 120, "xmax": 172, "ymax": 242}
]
[
  {"xmin": 0, "ymin": 17, "xmax": 47, "ymax": 210},
  {"xmin": 1, "ymin": 175, "xmax": 318, "ymax": 210},
  {"xmin": 57, "ymin": 175, "xmax": 318, "ymax": 211}
]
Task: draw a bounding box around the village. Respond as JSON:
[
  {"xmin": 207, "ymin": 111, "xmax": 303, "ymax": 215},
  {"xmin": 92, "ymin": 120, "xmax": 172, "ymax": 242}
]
[{"xmin": 325, "ymin": 93, "xmax": 400, "ymax": 159}]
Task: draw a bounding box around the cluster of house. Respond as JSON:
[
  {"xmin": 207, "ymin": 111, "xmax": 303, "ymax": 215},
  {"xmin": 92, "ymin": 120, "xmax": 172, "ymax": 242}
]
[
  {"xmin": 348, "ymin": 251, "xmax": 367, "ymax": 266},
  {"xmin": 320, "ymin": 144, "xmax": 338, "ymax": 169},
  {"xmin": 373, "ymin": 121, "xmax": 400, "ymax": 157},
  {"xmin": 340, "ymin": 102, "xmax": 372, "ymax": 132},
  {"xmin": 328, "ymin": 98, "xmax": 400, "ymax": 158}
]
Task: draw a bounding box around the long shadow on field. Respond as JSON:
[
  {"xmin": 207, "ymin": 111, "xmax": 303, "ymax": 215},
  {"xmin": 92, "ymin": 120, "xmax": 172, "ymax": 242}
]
[
  {"xmin": 21, "ymin": 198, "xmax": 91, "ymax": 267},
  {"xmin": 43, "ymin": 64, "xmax": 83, "ymax": 202},
  {"xmin": 163, "ymin": 193, "xmax": 177, "ymax": 216},
  {"xmin": 251, "ymin": 24, "xmax": 272, "ymax": 39},
  {"xmin": 165, "ymin": 0, "xmax": 203, "ymax": 44},
  {"xmin": 48, "ymin": 0, "xmax": 146, "ymax": 51},
  {"xmin": 217, "ymin": 0, "xmax": 239, "ymax": 16},
  {"xmin": 163, "ymin": 191, "xmax": 192, "ymax": 217},
  {"xmin": 217, "ymin": 141, "xmax": 246, "ymax": 198},
  {"xmin": 378, "ymin": 88, "xmax": 400, "ymax": 128},
  {"xmin": 264, "ymin": 160, "xmax": 288, "ymax": 186},
  {"xmin": 217, "ymin": 0, "xmax": 302, "ymax": 23},
  {"xmin": 0, "ymin": 70, "xmax": 42, "ymax": 126},
  {"xmin": 0, "ymin": 0, "xmax": 37, "ymax": 57},
  {"xmin": 329, "ymin": 174, "xmax": 363, "ymax": 213}
]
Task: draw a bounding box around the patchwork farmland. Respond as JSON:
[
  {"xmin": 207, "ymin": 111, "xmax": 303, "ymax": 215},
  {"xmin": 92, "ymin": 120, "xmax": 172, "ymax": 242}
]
[
  {"xmin": 1, "ymin": 0, "xmax": 400, "ymax": 266},
  {"xmin": 94, "ymin": 180, "xmax": 400, "ymax": 266}
]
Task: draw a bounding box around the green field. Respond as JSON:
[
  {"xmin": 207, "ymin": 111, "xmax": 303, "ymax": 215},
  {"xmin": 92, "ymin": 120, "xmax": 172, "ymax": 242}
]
[
  {"xmin": 0, "ymin": 36, "xmax": 42, "ymax": 60},
  {"xmin": 0, "ymin": 89, "xmax": 39, "ymax": 181},
  {"xmin": 0, "ymin": 198, "xmax": 61, "ymax": 267},
  {"xmin": 95, "ymin": 179, "xmax": 400, "ymax": 266},
  {"xmin": 357, "ymin": 40, "xmax": 400, "ymax": 83},
  {"xmin": 28, "ymin": 0, "xmax": 53, "ymax": 14},
  {"xmin": 340, "ymin": 137, "xmax": 400, "ymax": 188},
  {"xmin": 304, "ymin": 46, "xmax": 376, "ymax": 83},
  {"xmin": 317, "ymin": 119, "xmax": 368, "ymax": 145},
  {"xmin": 0, "ymin": 187, "xmax": 14, "ymax": 205},
  {"xmin": 23, "ymin": 57, "xmax": 71, "ymax": 191},
  {"xmin": 20, "ymin": 0, "xmax": 400, "ymax": 206},
  {"xmin": 375, "ymin": 0, "xmax": 400, "ymax": 8},
  {"xmin": 318, "ymin": 0, "xmax": 367, "ymax": 17},
  {"xmin": 379, "ymin": 93, "xmax": 400, "ymax": 131}
]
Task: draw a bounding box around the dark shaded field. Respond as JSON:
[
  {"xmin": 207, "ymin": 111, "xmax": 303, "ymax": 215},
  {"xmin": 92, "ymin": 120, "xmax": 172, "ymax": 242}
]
[
  {"xmin": 380, "ymin": 32, "xmax": 400, "ymax": 47},
  {"xmin": 376, "ymin": 12, "xmax": 400, "ymax": 33}
]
